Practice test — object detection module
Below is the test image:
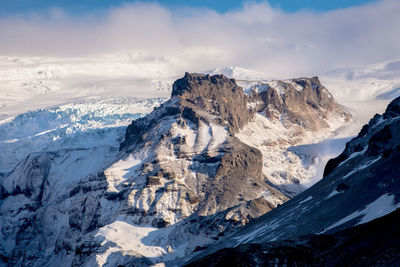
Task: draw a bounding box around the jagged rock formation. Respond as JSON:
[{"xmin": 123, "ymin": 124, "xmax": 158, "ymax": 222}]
[
  {"xmin": 188, "ymin": 96, "xmax": 400, "ymax": 265},
  {"xmin": 245, "ymin": 77, "xmax": 350, "ymax": 135},
  {"xmin": 0, "ymin": 73, "xmax": 350, "ymax": 266}
]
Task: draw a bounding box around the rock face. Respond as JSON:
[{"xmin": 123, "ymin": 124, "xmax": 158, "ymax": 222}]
[
  {"xmin": 118, "ymin": 73, "xmax": 283, "ymax": 229},
  {"xmin": 247, "ymin": 77, "xmax": 350, "ymax": 131},
  {"xmin": 188, "ymin": 96, "xmax": 400, "ymax": 265},
  {"xmin": 172, "ymin": 73, "xmax": 253, "ymax": 133},
  {"xmin": 121, "ymin": 73, "xmax": 253, "ymax": 149},
  {"xmin": 237, "ymin": 77, "xmax": 351, "ymax": 196},
  {"xmin": 187, "ymin": 208, "xmax": 400, "ymax": 267},
  {"xmin": 0, "ymin": 73, "xmax": 350, "ymax": 266}
]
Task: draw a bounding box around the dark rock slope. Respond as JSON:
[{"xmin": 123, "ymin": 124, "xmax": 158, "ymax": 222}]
[
  {"xmin": 187, "ymin": 95, "xmax": 400, "ymax": 265},
  {"xmin": 187, "ymin": 208, "xmax": 400, "ymax": 267}
]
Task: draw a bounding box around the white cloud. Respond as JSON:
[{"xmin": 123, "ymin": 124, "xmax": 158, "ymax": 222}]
[{"xmin": 0, "ymin": 0, "xmax": 399, "ymax": 78}]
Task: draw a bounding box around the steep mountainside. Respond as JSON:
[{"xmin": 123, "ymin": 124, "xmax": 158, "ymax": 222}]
[
  {"xmin": 188, "ymin": 208, "xmax": 400, "ymax": 267},
  {"xmin": 0, "ymin": 73, "xmax": 349, "ymax": 266},
  {"xmin": 188, "ymin": 95, "xmax": 400, "ymax": 265}
]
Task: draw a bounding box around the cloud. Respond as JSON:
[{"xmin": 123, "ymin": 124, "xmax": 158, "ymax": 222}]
[{"xmin": 0, "ymin": 0, "xmax": 399, "ymax": 78}]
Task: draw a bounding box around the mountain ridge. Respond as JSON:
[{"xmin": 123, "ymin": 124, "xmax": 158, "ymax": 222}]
[{"xmin": 0, "ymin": 72, "xmax": 351, "ymax": 266}]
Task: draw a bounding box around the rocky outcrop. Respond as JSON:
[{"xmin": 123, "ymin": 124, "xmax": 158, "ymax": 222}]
[
  {"xmin": 116, "ymin": 73, "xmax": 288, "ymax": 229},
  {"xmin": 172, "ymin": 73, "xmax": 253, "ymax": 133},
  {"xmin": 249, "ymin": 77, "xmax": 351, "ymax": 131},
  {"xmin": 121, "ymin": 73, "xmax": 253, "ymax": 150}
]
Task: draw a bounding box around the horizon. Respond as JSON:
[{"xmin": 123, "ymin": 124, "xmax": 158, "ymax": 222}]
[{"xmin": 0, "ymin": 0, "xmax": 399, "ymax": 78}]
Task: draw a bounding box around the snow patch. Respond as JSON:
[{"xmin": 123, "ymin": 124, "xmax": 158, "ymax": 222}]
[
  {"xmin": 326, "ymin": 190, "xmax": 341, "ymax": 199},
  {"xmin": 104, "ymin": 154, "xmax": 143, "ymax": 192},
  {"xmin": 342, "ymin": 156, "xmax": 382, "ymax": 179},
  {"xmin": 299, "ymin": 196, "xmax": 313, "ymax": 204},
  {"xmin": 326, "ymin": 193, "xmax": 400, "ymax": 231},
  {"xmin": 95, "ymin": 220, "xmax": 168, "ymax": 265}
]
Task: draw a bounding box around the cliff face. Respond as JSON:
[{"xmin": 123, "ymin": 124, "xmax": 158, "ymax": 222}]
[
  {"xmin": 172, "ymin": 73, "xmax": 253, "ymax": 133},
  {"xmin": 121, "ymin": 73, "xmax": 253, "ymax": 150},
  {"xmin": 248, "ymin": 77, "xmax": 350, "ymax": 131}
]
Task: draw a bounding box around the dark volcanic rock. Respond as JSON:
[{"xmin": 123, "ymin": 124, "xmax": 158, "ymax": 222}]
[
  {"xmin": 324, "ymin": 95, "xmax": 400, "ymax": 177},
  {"xmin": 214, "ymin": 139, "xmax": 262, "ymax": 180},
  {"xmin": 187, "ymin": 208, "xmax": 400, "ymax": 267},
  {"xmin": 172, "ymin": 72, "xmax": 253, "ymax": 133}
]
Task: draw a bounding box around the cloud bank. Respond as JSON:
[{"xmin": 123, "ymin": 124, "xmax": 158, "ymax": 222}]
[{"xmin": 0, "ymin": 0, "xmax": 399, "ymax": 77}]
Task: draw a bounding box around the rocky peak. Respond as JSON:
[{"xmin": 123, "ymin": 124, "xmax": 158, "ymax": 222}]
[
  {"xmin": 121, "ymin": 73, "xmax": 254, "ymax": 150},
  {"xmin": 248, "ymin": 76, "xmax": 350, "ymax": 132},
  {"xmin": 172, "ymin": 72, "xmax": 253, "ymax": 133},
  {"xmin": 383, "ymin": 96, "xmax": 400, "ymax": 119},
  {"xmin": 171, "ymin": 72, "xmax": 237, "ymax": 98}
]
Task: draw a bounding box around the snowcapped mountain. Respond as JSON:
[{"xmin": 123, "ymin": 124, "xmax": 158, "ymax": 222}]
[
  {"xmin": 0, "ymin": 72, "xmax": 350, "ymax": 266},
  {"xmin": 188, "ymin": 95, "xmax": 400, "ymax": 266}
]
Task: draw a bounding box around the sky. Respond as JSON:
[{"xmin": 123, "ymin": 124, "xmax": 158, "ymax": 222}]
[
  {"xmin": 0, "ymin": 0, "xmax": 379, "ymax": 15},
  {"xmin": 0, "ymin": 0, "xmax": 399, "ymax": 78}
]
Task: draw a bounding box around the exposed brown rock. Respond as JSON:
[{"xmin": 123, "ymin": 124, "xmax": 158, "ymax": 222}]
[
  {"xmin": 250, "ymin": 77, "xmax": 351, "ymax": 131},
  {"xmin": 172, "ymin": 72, "xmax": 253, "ymax": 133}
]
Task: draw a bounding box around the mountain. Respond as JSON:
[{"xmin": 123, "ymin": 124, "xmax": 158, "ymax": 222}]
[
  {"xmin": 188, "ymin": 95, "xmax": 400, "ymax": 266},
  {"xmin": 0, "ymin": 73, "xmax": 349, "ymax": 266},
  {"xmin": 188, "ymin": 208, "xmax": 400, "ymax": 266}
]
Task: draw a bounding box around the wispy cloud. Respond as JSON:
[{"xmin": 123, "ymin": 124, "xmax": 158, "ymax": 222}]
[{"xmin": 0, "ymin": 0, "xmax": 399, "ymax": 77}]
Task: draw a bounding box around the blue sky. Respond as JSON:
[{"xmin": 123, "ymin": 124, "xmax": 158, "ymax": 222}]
[{"xmin": 0, "ymin": 0, "xmax": 379, "ymax": 16}]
